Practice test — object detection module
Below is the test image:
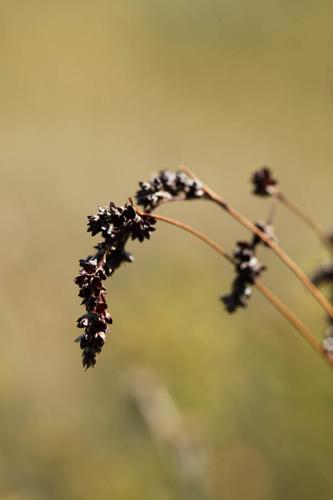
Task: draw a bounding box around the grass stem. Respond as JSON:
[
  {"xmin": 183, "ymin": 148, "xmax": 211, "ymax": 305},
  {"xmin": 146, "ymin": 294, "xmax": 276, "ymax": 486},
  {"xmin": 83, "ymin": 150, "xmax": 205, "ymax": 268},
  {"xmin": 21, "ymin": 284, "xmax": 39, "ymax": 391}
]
[
  {"xmin": 137, "ymin": 208, "xmax": 333, "ymax": 369},
  {"xmin": 180, "ymin": 165, "xmax": 333, "ymax": 320}
]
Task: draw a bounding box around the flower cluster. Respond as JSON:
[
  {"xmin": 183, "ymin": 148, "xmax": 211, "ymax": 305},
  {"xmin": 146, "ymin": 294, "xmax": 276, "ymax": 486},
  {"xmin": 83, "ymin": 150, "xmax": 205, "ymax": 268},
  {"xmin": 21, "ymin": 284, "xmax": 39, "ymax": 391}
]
[
  {"xmin": 221, "ymin": 222, "xmax": 274, "ymax": 313},
  {"xmin": 135, "ymin": 170, "xmax": 205, "ymax": 211},
  {"xmin": 75, "ymin": 203, "xmax": 155, "ymax": 368},
  {"xmin": 221, "ymin": 241, "xmax": 266, "ymax": 312},
  {"xmin": 251, "ymin": 167, "xmax": 278, "ymax": 197}
]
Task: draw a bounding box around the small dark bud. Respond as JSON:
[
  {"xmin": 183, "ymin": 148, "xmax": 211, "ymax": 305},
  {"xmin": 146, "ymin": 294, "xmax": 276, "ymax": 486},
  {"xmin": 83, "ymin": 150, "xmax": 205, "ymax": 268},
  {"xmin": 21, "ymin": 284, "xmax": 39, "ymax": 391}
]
[
  {"xmin": 251, "ymin": 167, "xmax": 278, "ymax": 197},
  {"xmin": 77, "ymin": 315, "xmax": 90, "ymax": 328},
  {"xmin": 252, "ymin": 221, "xmax": 278, "ymax": 248},
  {"xmin": 79, "ymin": 258, "xmax": 98, "ymax": 273}
]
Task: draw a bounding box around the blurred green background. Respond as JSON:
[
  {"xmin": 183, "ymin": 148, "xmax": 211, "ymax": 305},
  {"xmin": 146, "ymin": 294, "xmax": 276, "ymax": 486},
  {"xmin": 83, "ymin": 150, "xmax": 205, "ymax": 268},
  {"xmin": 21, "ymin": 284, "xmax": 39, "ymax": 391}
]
[{"xmin": 1, "ymin": 1, "xmax": 333, "ymax": 499}]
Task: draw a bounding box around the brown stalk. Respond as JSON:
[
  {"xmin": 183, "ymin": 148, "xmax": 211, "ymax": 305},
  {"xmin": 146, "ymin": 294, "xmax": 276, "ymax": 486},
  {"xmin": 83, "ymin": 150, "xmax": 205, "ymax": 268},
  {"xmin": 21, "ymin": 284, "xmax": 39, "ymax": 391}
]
[
  {"xmin": 277, "ymin": 192, "xmax": 332, "ymax": 249},
  {"xmin": 136, "ymin": 208, "xmax": 332, "ymax": 368},
  {"xmin": 180, "ymin": 165, "xmax": 333, "ymax": 320}
]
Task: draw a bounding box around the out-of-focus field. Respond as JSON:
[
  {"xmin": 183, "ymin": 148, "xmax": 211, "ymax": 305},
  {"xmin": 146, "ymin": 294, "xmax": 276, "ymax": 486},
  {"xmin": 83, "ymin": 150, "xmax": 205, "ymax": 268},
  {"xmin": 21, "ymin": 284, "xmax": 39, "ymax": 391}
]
[{"xmin": 0, "ymin": 1, "xmax": 333, "ymax": 499}]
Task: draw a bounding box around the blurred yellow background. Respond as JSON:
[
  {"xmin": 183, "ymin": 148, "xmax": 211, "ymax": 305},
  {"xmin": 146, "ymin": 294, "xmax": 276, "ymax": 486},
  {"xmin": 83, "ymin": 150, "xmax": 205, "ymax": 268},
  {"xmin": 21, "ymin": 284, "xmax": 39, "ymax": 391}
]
[{"xmin": 1, "ymin": 1, "xmax": 333, "ymax": 499}]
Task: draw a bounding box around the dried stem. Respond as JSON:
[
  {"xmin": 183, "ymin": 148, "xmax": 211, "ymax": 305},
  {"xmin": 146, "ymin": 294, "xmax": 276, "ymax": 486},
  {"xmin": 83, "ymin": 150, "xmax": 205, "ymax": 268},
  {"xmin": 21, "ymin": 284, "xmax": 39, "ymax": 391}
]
[
  {"xmin": 136, "ymin": 209, "xmax": 232, "ymax": 264},
  {"xmin": 277, "ymin": 192, "xmax": 332, "ymax": 249},
  {"xmin": 254, "ymin": 280, "xmax": 326, "ymax": 359},
  {"xmin": 266, "ymin": 192, "xmax": 279, "ymax": 225},
  {"xmin": 180, "ymin": 165, "xmax": 333, "ymax": 321},
  {"xmin": 137, "ymin": 208, "xmax": 333, "ymax": 368}
]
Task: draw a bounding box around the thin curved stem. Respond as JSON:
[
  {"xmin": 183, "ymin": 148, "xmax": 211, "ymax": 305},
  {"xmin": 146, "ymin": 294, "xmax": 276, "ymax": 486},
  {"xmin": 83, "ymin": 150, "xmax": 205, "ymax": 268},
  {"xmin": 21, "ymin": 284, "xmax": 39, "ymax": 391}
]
[
  {"xmin": 266, "ymin": 192, "xmax": 279, "ymax": 225},
  {"xmin": 277, "ymin": 192, "xmax": 332, "ymax": 249},
  {"xmin": 180, "ymin": 165, "xmax": 333, "ymax": 321},
  {"xmin": 136, "ymin": 208, "xmax": 333, "ymax": 368},
  {"xmin": 254, "ymin": 280, "xmax": 325, "ymax": 358},
  {"xmin": 138, "ymin": 210, "xmax": 232, "ymax": 263}
]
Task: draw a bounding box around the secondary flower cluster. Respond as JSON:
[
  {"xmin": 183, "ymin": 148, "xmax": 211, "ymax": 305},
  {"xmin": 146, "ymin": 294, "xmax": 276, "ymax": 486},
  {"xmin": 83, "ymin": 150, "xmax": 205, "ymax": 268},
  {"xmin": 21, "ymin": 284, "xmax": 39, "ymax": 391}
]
[
  {"xmin": 251, "ymin": 167, "xmax": 278, "ymax": 197},
  {"xmin": 221, "ymin": 222, "xmax": 275, "ymax": 312},
  {"xmin": 136, "ymin": 169, "xmax": 205, "ymax": 211},
  {"xmin": 75, "ymin": 203, "xmax": 155, "ymax": 369}
]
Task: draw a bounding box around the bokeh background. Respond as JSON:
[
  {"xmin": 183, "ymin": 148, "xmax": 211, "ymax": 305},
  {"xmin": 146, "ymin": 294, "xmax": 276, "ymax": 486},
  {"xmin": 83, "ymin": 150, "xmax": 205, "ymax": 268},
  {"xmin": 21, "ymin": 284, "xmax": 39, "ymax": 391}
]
[{"xmin": 1, "ymin": 1, "xmax": 333, "ymax": 499}]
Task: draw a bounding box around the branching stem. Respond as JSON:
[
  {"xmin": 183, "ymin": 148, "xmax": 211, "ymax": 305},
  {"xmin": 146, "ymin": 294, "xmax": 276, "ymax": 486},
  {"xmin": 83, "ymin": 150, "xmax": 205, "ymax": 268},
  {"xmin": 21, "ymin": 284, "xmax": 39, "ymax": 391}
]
[
  {"xmin": 137, "ymin": 208, "xmax": 333, "ymax": 368},
  {"xmin": 277, "ymin": 192, "xmax": 332, "ymax": 249},
  {"xmin": 180, "ymin": 165, "xmax": 333, "ymax": 320}
]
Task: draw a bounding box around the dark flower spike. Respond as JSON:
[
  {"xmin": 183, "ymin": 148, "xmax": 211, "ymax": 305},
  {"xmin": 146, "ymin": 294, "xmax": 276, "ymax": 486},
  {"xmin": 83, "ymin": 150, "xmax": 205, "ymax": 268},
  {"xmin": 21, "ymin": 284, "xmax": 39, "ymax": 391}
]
[
  {"xmin": 222, "ymin": 219, "xmax": 274, "ymax": 313},
  {"xmin": 75, "ymin": 202, "xmax": 155, "ymax": 368},
  {"xmin": 221, "ymin": 240, "xmax": 266, "ymax": 313},
  {"xmin": 135, "ymin": 169, "xmax": 205, "ymax": 211},
  {"xmin": 251, "ymin": 167, "xmax": 278, "ymax": 197}
]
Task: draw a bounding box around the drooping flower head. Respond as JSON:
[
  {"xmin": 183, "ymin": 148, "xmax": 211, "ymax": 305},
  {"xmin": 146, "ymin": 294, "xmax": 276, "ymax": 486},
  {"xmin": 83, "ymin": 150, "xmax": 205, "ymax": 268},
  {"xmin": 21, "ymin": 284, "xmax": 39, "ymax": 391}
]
[{"xmin": 75, "ymin": 203, "xmax": 155, "ymax": 368}]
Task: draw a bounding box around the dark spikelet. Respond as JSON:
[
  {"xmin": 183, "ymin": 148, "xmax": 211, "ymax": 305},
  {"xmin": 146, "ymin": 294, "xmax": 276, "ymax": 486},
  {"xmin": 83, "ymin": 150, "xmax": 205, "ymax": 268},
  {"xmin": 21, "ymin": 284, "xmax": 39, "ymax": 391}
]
[
  {"xmin": 75, "ymin": 203, "xmax": 155, "ymax": 369},
  {"xmin": 251, "ymin": 221, "xmax": 278, "ymax": 248},
  {"xmin": 135, "ymin": 169, "xmax": 204, "ymax": 211},
  {"xmin": 251, "ymin": 167, "xmax": 278, "ymax": 197}
]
